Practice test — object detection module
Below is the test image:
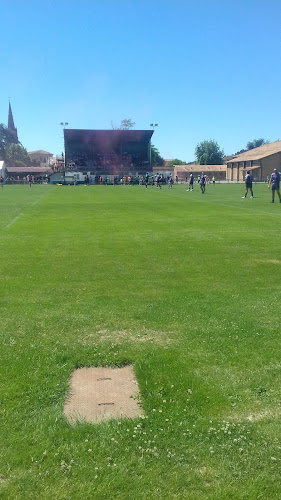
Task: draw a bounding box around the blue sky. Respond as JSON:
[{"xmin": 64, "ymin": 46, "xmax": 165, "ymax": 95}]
[{"xmin": 1, "ymin": 0, "xmax": 281, "ymax": 161}]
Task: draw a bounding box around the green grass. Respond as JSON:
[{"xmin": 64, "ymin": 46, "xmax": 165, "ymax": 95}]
[{"xmin": 1, "ymin": 182, "xmax": 281, "ymax": 499}]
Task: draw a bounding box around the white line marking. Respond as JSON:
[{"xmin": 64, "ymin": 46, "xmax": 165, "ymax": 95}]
[
  {"xmin": 4, "ymin": 188, "xmax": 51, "ymax": 229},
  {"xmin": 5, "ymin": 213, "xmax": 23, "ymax": 229}
]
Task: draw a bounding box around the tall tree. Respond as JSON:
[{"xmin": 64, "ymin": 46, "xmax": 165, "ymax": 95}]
[
  {"xmin": 5, "ymin": 143, "xmax": 31, "ymax": 168},
  {"xmin": 234, "ymin": 138, "xmax": 269, "ymax": 155},
  {"xmin": 111, "ymin": 118, "xmax": 135, "ymax": 130},
  {"xmin": 195, "ymin": 140, "xmax": 224, "ymax": 165},
  {"xmin": 166, "ymin": 158, "xmax": 186, "ymax": 167},
  {"xmin": 120, "ymin": 118, "xmax": 135, "ymax": 129},
  {"xmin": 151, "ymin": 144, "xmax": 164, "ymax": 166},
  {"xmin": 246, "ymin": 138, "xmax": 269, "ymax": 150},
  {"xmin": 0, "ymin": 124, "xmax": 18, "ymax": 160}
]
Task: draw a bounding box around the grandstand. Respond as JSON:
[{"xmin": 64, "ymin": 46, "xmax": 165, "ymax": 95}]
[{"xmin": 64, "ymin": 129, "xmax": 154, "ymax": 175}]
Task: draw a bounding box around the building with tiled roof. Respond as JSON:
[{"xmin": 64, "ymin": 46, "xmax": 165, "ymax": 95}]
[
  {"xmin": 28, "ymin": 150, "xmax": 53, "ymax": 168},
  {"xmin": 173, "ymin": 163, "xmax": 227, "ymax": 181},
  {"xmin": 227, "ymin": 140, "xmax": 281, "ymax": 181}
]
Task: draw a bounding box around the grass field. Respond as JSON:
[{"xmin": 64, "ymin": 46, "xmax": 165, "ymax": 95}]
[{"xmin": 1, "ymin": 182, "xmax": 281, "ymax": 499}]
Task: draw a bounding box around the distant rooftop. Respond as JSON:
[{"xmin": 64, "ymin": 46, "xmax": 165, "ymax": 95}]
[
  {"xmin": 28, "ymin": 150, "xmax": 53, "ymax": 156},
  {"xmin": 228, "ymin": 140, "xmax": 281, "ymax": 163},
  {"xmin": 174, "ymin": 164, "xmax": 226, "ymax": 172},
  {"xmin": 7, "ymin": 167, "xmax": 52, "ymax": 173}
]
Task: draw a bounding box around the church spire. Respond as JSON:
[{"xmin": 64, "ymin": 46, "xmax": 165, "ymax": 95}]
[{"xmin": 8, "ymin": 101, "xmax": 18, "ymax": 142}]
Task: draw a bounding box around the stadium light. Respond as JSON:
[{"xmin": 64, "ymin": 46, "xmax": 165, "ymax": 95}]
[{"xmin": 60, "ymin": 122, "xmax": 69, "ymax": 173}]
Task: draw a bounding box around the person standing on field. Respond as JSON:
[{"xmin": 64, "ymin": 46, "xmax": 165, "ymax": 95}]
[
  {"xmin": 242, "ymin": 171, "xmax": 253, "ymax": 198},
  {"xmin": 145, "ymin": 172, "xmax": 149, "ymax": 188},
  {"xmin": 200, "ymin": 173, "xmax": 206, "ymax": 194},
  {"xmin": 156, "ymin": 173, "xmax": 162, "ymax": 189},
  {"xmin": 268, "ymin": 168, "xmax": 281, "ymax": 203},
  {"xmin": 188, "ymin": 173, "xmax": 194, "ymax": 191}
]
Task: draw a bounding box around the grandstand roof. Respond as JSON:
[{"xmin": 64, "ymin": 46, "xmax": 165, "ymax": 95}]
[
  {"xmin": 228, "ymin": 140, "xmax": 281, "ymax": 163},
  {"xmin": 64, "ymin": 129, "xmax": 154, "ymax": 147}
]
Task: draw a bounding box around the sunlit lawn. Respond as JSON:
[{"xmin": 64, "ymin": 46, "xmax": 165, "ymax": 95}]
[{"xmin": 1, "ymin": 182, "xmax": 281, "ymax": 499}]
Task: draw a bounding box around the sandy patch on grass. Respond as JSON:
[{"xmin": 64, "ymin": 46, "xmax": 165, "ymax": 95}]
[
  {"xmin": 64, "ymin": 365, "xmax": 143, "ymax": 424},
  {"xmin": 254, "ymin": 259, "xmax": 281, "ymax": 265},
  {"xmin": 246, "ymin": 408, "xmax": 281, "ymax": 421},
  {"xmin": 227, "ymin": 408, "xmax": 281, "ymax": 422},
  {"xmin": 80, "ymin": 328, "xmax": 174, "ymax": 346}
]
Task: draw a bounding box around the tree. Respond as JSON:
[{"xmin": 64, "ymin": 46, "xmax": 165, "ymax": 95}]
[
  {"xmin": 5, "ymin": 143, "xmax": 31, "ymax": 168},
  {"xmin": 195, "ymin": 140, "xmax": 224, "ymax": 165},
  {"xmin": 120, "ymin": 118, "xmax": 135, "ymax": 129},
  {"xmin": 151, "ymin": 144, "xmax": 164, "ymax": 166},
  {"xmin": 111, "ymin": 118, "xmax": 135, "ymax": 130},
  {"xmin": 166, "ymin": 158, "xmax": 186, "ymax": 167},
  {"xmin": 246, "ymin": 138, "xmax": 269, "ymax": 150},
  {"xmin": 234, "ymin": 148, "xmax": 247, "ymax": 155},
  {"xmin": 0, "ymin": 124, "xmax": 18, "ymax": 160},
  {"xmin": 234, "ymin": 138, "xmax": 269, "ymax": 155}
]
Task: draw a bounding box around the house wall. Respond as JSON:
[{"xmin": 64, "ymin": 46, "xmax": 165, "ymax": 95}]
[
  {"xmin": 228, "ymin": 153, "xmax": 281, "ymax": 181},
  {"xmin": 239, "ymin": 167, "xmax": 261, "ymax": 181},
  {"xmin": 175, "ymin": 168, "xmax": 226, "ymax": 181},
  {"xmin": 226, "ymin": 165, "xmax": 232, "ymax": 180},
  {"xmin": 260, "ymin": 153, "xmax": 281, "ymax": 180},
  {"xmin": 226, "ymin": 163, "xmax": 239, "ymax": 181},
  {"xmin": 227, "ymin": 161, "xmax": 262, "ymax": 181},
  {"xmin": 29, "ymin": 153, "xmax": 52, "ymax": 168},
  {"xmin": 0, "ymin": 162, "xmax": 7, "ymax": 178}
]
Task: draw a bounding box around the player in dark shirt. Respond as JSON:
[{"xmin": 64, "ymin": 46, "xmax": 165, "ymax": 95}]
[
  {"xmin": 168, "ymin": 174, "xmax": 173, "ymax": 188},
  {"xmin": 200, "ymin": 173, "xmax": 206, "ymax": 194},
  {"xmin": 242, "ymin": 171, "xmax": 253, "ymax": 198},
  {"xmin": 156, "ymin": 173, "xmax": 162, "ymax": 189},
  {"xmin": 145, "ymin": 173, "xmax": 149, "ymax": 188},
  {"xmin": 268, "ymin": 169, "xmax": 281, "ymax": 203},
  {"xmin": 188, "ymin": 173, "xmax": 194, "ymax": 191}
]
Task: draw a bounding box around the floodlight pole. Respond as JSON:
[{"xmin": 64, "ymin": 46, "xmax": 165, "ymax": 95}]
[
  {"xmin": 60, "ymin": 122, "xmax": 68, "ymax": 176},
  {"xmin": 149, "ymin": 124, "xmax": 158, "ymax": 168}
]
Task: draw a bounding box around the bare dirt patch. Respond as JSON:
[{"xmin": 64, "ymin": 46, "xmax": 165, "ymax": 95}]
[
  {"xmin": 64, "ymin": 365, "xmax": 143, "ymax": 424},
  {"xmin": 80, "ymin": 328, "xmax": 174, "ymax": 347}
]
